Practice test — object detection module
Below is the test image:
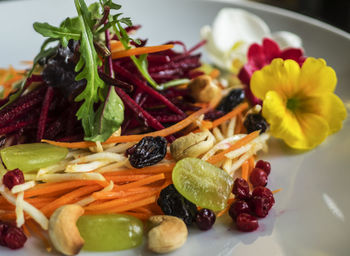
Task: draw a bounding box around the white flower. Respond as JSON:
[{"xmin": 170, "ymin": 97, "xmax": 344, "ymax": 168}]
[{"xmin": 201, "ymin": 8, "xmax": 303, "ymax": 73}]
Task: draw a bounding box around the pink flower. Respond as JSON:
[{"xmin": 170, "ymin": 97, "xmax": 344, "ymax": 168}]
[{"xmin": 238, "ymin": 38, "xmax": 306, "ymax": 105}]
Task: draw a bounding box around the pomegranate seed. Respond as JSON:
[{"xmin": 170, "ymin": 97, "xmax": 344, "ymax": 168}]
[
  {"xmin": 250, "ymin": 196, "xmax": 273, "ymax": 217},
  {"xmin": 229, "ymin": 200, "xmax": 250, "ymax": 220},
  {"xmin": 255, "ymin": 160, "xmax": 271, "ymax": 175},
  {"xmin": 236, "ymin": 213, "xmax": 259, "ymax": 232},
  {"xmin": 252, "ymin": 187, "xmax": 275, "ymax": 205},
  {"xmin": 3, "ymin": 226, "xmax": 27, "ymax": 249},
  {"xmin": 232, "ymin": 178, "xmax": 250, "ymax": 200},
  {"xmin": 195, "ymin": 208, "xmax": 216, "ymax": 231},
  {"xmin": 250, "ymin": 168, "xmax": 268, "ymax": 187},
  {"xmin": 2, "ymin": 169, "xmax": 25, "ymax": 190}
]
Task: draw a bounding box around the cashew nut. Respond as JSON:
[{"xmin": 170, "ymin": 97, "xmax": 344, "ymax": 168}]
[
  {"xmin": 148, "ymin": 215, "xmax": 188, "ymax": 254},
  {"xmin": 170, "ymin": 130, "xmax": 215, "ymax": 161},
  {"xmin": 49, "ymin": 204, "xmax": 85, "ymax": 256},
  {"xmin": 188, "ymin": 75, "xmax": 222, "ymax": 104}
]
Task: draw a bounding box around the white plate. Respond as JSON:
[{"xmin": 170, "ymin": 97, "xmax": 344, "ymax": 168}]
[{"xmin": 1, "ymin": 0, "xmax": 350, "ymax": 255}]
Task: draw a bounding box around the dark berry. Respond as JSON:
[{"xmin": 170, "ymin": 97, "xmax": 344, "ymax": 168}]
[
  {"xmin": 250, "ymin": 168, "xmax": 268, "ymax": 187},
  {"xmin": 255, "ymin": 160, "xmax": 271, "ymax": 175},
  {"xmin": 127, "ymin": 136, "xmax": 167, "ymax": 168},
  {"xmin": 2, "ymin": 169, "xmax": 25, "ymax": 190},
  {"xmin": 217, "ymin": 89, "xmax": 245, "ymax": 113},
  {"xmin": 195, "ymin": 208, "xmax": 216, "ymax": 231},
  {"xmin": 157, "ymin": 184, "xmax": 197, "ymax": 225},
  {"xmin": 229, "ymin": 200, "xmax": 250, "ymax": 220},
  {"xmin": 3, "ymin": 226, "xmax": 27, "ymax": 249},
  {"xmin": 252, "ymin": 187, "xmax": 275, "ymax": 205},
  {"xmin": 0, "ymin": 222, "xmax": 9, "ymax": 246},
  {"xmin": 243, "ymin": 113, "xmax": 268, "ymax": 134},
  {"xmin": 236, "ymin": 213, "xmax": 259, "ymax": 232},
  {"xmin": 250, "ymin": 196, "xmax": 273, "ymax": 218},
  {"xmin": 232, "ymin": 178, "xmax": 250, "ymax": 200}
]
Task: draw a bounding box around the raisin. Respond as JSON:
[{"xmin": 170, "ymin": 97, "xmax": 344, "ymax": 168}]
[
  {"xmin": 127, "ymin": 136, "xmax": 167, "ymax": 168},
  {"xmin": 243, "ymin": 113, "xmax": 268, "ymax": 134},
  {"xmin": 217, "ymin": 89, "xmax": 245, "ymax": 113},
  {"xmin": 2, "ymin": 169, "xmax": 25, "ymax": 190},
  {"xmin": 157, "ymin": 184, "xmax": 197, "ymax": 225}
]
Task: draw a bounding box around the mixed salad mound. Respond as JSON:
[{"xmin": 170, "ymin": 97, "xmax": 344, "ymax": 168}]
[{"xmin": 0, "ymin": 0, "xmax": 347, "ymax": 255}]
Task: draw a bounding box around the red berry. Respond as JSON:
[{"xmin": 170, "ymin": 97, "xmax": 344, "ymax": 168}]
[
  {"xmin": 2, "ymin": 169, "xmax": 25, "ymax": 190},
  {"xmin": 250, "ymin": 196, "xmax": 273, "ymax": 217},
  {"xmin": 3, "ymin": 226, "xmax": 27, "ymax": 249},
  {"xmin": 229, "ymin": 200, "xmax": 250, "ymax": 220},
  {"xmin": 236, "ymin": 213, "xmax": 259, "ymax": 232},
  {"xmin": 255, "ymin": 160, "xmax": 271, "ymax": 175},
  {"xmin": 252, "ymin": 187, "xmax": 275, "ymax": 205},
  {"xmin": 250, "ymin": 168, "xmax": 268, "ymax": 187},
  {"xmin": 0, "ymin": 222, "xmax": 9, "ymax": 246},
  {"xmin": 195, "ymin": 208, "xmax": 216, "ymax": 231},
  {"xmin": 232, "ymin": 178, "xmax": 250, "ymax": 200}
]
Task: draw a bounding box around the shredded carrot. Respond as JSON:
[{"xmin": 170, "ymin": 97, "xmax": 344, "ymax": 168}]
[
  {"xmin": 103, "ymin": 163, "xmax": 175, "ymax": 176},
  {"xmin": 26, "ymin": 220, "xmax": 52, "ymax": 252},
  {"xmin": 248, "ymin": 156, "xmax": 255, "ymax": 172},
  {"xmin": 217, "ymin": 198, "xmax": 235, "ymax": 217},
  {"xmin": 241, "ymin": 161, "xmax": 249, "ymax": 181},
  {"xmin": 107, "ymin": 174, "xmax": 150, "ymax": 183},
  {"xmin": 115, "ymin": 173, "xmax": 165, "ymax": 191},
  {"xmin": 111, "ymin": 44, "xmax": 174, "ymax": 59},
  {"xmin": 22, "ymin": 224, "xmax": 31, "ymax": 237},
  {"xmin": 110, "ymin": 40, "xmax": 124, "ymax": 51},
  {"xmin": 207, "ymin": 131, "xmax": 260, "ymax": 164},
  {"xmin": 92, "ymin": 186, "xmax": 158, "ymax": 200},
  {"xmin": 209, "ymin": 68, "xmax": 220, "ymax": 79},
  {"xmin": 234, "ymin": 113, "xmax": 243, "ymax": 134},
  {"xmin": 272, "ymin": 188, "xmax": 282, "ymax": 194},
  {"xmin": 212, "ymin": 103, "xmax": 249, "ymax": 128},
  {"xmin": 42, "ymin": 106, "xmax": 210, "ymax": 148}
]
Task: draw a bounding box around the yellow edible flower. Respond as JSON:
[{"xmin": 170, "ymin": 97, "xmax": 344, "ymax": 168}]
[{"xmin": 251, "ymin": 57, "xmax": 347, "ymax": 149}]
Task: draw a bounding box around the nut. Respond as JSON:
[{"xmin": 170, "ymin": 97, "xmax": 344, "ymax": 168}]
[
  {"xmin": 148, "ymin": 215, "xmax": 188, "ymax": 254},
  {"xmin": 188, "ymin": 75, "xmax": 222, "ymax": 104},
  {"xmin": 170, "ymin": 130, "xmax": 215, "ymax": 161},
  {"xmin": 49, "ymin": 204, "xmax": 85, "ymax": 256}
]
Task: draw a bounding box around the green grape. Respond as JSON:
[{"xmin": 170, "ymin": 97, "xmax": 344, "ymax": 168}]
[
  {"xmin": 0, "ymin": 143, "xmax": 68, "ymax": 172},
  {"xmin": 77, "ymin": 214, "xmax": 143, "ymax": 252},
  {"xmin": 172, "ymin": 158, "xmax": 234, "ymax": 211}
]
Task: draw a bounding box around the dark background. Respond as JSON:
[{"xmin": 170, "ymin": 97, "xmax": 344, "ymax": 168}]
[{"xmin": 252, "ymin": 0, "xmax": 350, "ymax": 32}]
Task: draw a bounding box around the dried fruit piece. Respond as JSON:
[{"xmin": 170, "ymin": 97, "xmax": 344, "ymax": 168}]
[
  {"xmin": 2, "ymin": 169, "xmax": 25, "ymax": 190},
  {"xmin": 127, "ymin": 136, "xmax": 167, "ymax": 168},
  {"xmin": 195, "ymin": 208, "xmax": 216, "ymax": 231},
  {"xmin": 217, "ymin": 89, "xmax": 245, "ymax": 113},
  {"xmin": 244, "ymin": 113, "xmax": 268, "ymax": 134}
]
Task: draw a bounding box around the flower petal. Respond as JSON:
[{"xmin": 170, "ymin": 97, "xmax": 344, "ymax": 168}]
[
  {"xmin": 251, "ymin": 58, "xmax": 301, "ymax": 100},
  {"xmin": 271, "ymin": 31, "xmax": 303, "ymax": 49},
  {"xmin": 262, "ymin": 91, "xmax": 329, "ymax": 149},
  {"xmin": 212, "ymin": 8, "xmax": 270, "ymax": 52},
  {"xmin": 299, "ymin": 57, "xmax": 337, "ymax": 96},
  {"xmin": 262, "ymin": 38, "xmax": 281, "ymax": 63}
]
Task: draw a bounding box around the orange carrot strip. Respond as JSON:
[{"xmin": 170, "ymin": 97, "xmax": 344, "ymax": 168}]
[
  {"xmin": 26, "ymin": 220, "xmax": 52, "ymax": 252},
  {"xmin": 212, "ymin": 103, "xmax": 248, "ymax": 128},
  {"xmin": 217, "ymin": 198, "xmax": 235, "ymax": 217},
  {"xmin": 272, "ymin": 188, "xmax": 282, "ymax": 194},
  {"xmin": 110, "ymin": 40, "xmax": 124, "ymax": 50},
  {"xmin": 241, "ymin": 161, "xmax": 249, "ymax": 181},
  {"xmin": 85, "ymin": 190, "xmax": 157, "ymax": 211},
  {"xmin": 40, "ymin": 185, "xmax": 101, "ymax": 216},
  {"xmin": 111, "ymin": 44, "xmax": 173, "ymax": 59},
  {"xmin": 209, "ymin": 68, "xmax": 220, "ymax": 79},
  {"xmin": 248, "ymin": 156, "xmax": 255, "ymax": 172},
  {"xmin": 103, "ymin": 163, "xmax": 175, "ymax": 176},
  {"xmin": 207, "ymin": 131, "xmax": 260, "ymax": 164},
  {"xmin": 234, "ymin": 113, "xmax": 243, "ymax": 134},
  {"xmin": 42, "ymin": 106, "xmax": 210, "ymax": 148},
  {"xmin": 107, "ymin": 174, "xmax": 150, "ymax": 183},
  {"xmin": 115, "ymin": 173, "xmax": 165, "ymax": 191},
  {"xmin": 86, "ymin": 196, "xmax": 157, "ymax": 214},
  {"xmin": 22, "ymin": 224, "xmax": 31, "ymax": 237},
  {"xmin": 92, "ymin": 186, "xmax": 157, "ymax": 200}
]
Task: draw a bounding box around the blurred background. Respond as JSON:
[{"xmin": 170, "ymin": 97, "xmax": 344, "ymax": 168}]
[{"xmin": 251, "ymin": 0, "xmax": 350, "ymax": 32}]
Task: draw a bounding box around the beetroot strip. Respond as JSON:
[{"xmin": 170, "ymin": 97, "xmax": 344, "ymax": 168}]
[{"xmin": 36, "ymin": 86, "xmax": 54, "ymax": 141}]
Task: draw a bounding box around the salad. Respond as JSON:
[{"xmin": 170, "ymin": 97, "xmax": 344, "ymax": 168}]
[{"xmin": 0, "ymin": 0, "xmax": 347, "ymax": 255}]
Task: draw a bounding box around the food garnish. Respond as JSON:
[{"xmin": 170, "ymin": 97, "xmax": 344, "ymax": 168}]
[{"xmin": 0, "ymin": 1, "xmax": 347, "ymax": 255}]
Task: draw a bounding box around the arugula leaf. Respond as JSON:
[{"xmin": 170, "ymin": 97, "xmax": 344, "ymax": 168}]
[
  {"xmin": 86, "ymin": 86, "xmax": 124, "ymax": 141},
  {"xmin": 33, "ymin": 22, "xmax": 80, "ymax": 47},
  {"xmin": 99, "ymin": 0, "xmax": 121, "ymax": 10},
  {"xmin": 73, "ymin": 0, "xmax": 105, "ymax": 139}
]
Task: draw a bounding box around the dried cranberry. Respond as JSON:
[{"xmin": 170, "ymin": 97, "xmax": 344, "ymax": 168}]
[
  {"xmin": 250, "ymin": 168, "xmax": 268, "ymax": 187},
  {"xmin": 250, "ymin": 196, "xmax": 273, "ymax": 218},
  {"xmin": 243, "ymin": 113, "xmax": 268, "ymax": 134},
  {"xmin": 2, "ymin": 169, "xmax": 25, "ymax": 190},
  {"xmin": 127, "ymin": 136, "xmax": 167, "ymax": 168},
  {"xmin": 232, "ymin": 178, "xmax": 250, "ymax": 200},
  {"xmin": 255, "ymin": 160, "xmax": 271, "ymax": 176},
  {"xmin": 236, "ymin": 213, "xmax": 259, "ymax": 232},
  {"xmin": 195, "ymin": 208, "xmax": 216, "ymax": 231},
  {"xmin": 3, "ymin": 226, "xmax": 27, "ymax": 249},
  {"xmin": 229, "ymin": 200, "xmax": 250, "ymax": 220},
  {"xmin": 0, "ymin": 222, "xmax": 9, "ymax": 246},
  {"xmin": 252, "ymin": 187, "xmax": 275, "ymax": 205}
]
